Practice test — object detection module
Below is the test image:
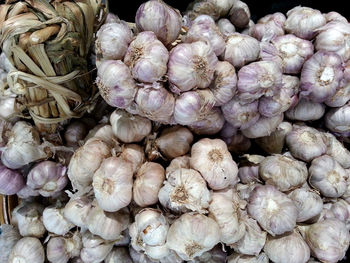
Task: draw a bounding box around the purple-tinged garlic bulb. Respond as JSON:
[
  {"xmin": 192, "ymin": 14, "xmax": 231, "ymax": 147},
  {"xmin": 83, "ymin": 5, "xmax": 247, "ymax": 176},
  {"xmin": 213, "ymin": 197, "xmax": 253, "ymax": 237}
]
[
  {"xmin": 189, "ymin": 107, "xmax": 225, "ymax": 135},
  {"xmin": 325, "ymin": 104, "xmax": 350, "ymax": 134},
  {"xmin": 216, "ymin": 18, "xmax": 235, "ymax": 37},
  {"xmin": 251, "ymin": 12, "xmax": 286, "ymax": 41},
  {"xmin": 241, "ymin": 114, "xmax": 283, "ymax": 139},
  {"xmin": 286, "ymin": 98, "xmax": 325, "ymax": 121},
  {"xmin": 229, "ymin": 0, "xmax": 250, "ymax": 29},
  {"xmin": 0, "ymin": 163, "xmax": 24, "ymax": 195}
]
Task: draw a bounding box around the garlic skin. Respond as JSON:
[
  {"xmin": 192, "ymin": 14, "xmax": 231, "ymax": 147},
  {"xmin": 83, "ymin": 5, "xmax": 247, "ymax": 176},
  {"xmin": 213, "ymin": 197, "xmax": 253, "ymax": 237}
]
[
  {"xmin": 47, "ymin": 233, "xmax": 82, "ymax": 263},
  {"xmin": 119, "ymin": 144, "xmax": 145, "ymax": 173},
  {"xmin": 241, "ymin": 113, "xmax": 283, "ymax": 139},
  {"xmin": 302, "ymin": 219, "xmax": 350, "ymax": 262},
  {"xmin": 227, "ymin": 253, "xmax": 269, "ymax": 263},
  {"xmin": 158, "ymin": 168, "xmax": 211, "ymax": 213},
  {"xmin": 96, "ymin": 60, "xmax": 137, "ymax": 108},
  {"xmin": 309, "ymin": 155, "xmax": 348, "ymax": 198},
  {"xmin": 183, "ymin": 15, "xmax": 225, "ymax": 56},
  {"xmin": 251, "ymin": 12, "xmax": 285, "ymax": 41},
  {"xmin": 263, "ymin": 231, "xmax": 310, "ymax": 263},
  {"xmin": 223, "ymin": 132, "xmax": 251, "ymax": 154},
  {"xmin": 68, "ymin": 138, "xmax": 111, "ymax": 191},
  {"xmin": 0, "ymin": 225, "xmax": 20, "ymax": 263},
  {"xmin": 63, "ymin": 195, "xmax": 93, "ymax": 228},
  {"xmin": 80, "ymin": 231, "xmax": 114, "ymax": 263},
  {"xmin": 284, "ymin": 6, "xmax": 326, "ymax": 40},
  {"xmin": 324, "ymin": 132, "xmax": 350, "ymax": 169},
  {"xmin": 190, "ymin": 107, "xmax": 226, "ymax": 135},
  {"xmin": 0, "ymin": 163, "xmax": 25, "ymax": 195},
  {"xmin": 300, "ymin": 51, "xmax": 343, "ymax": 103},
  {"xmin": 96, "ymin": 21, "xmax": 133, "ymax": 60},
  {"xmin": 208, "ymin": 189, "xmax": 246, "ymax": 245},
  {"xmin": 210, "ymin": 61, "xmax": 237, "ymax": 106},
  {"xmin": 286, "ymin": 98, "xmax": 325, "ymax": 121},
  {"xmin": 288, "ymin": 188, "xmax": 323, "ymax": 222},
  {"xmin": 328, "ymin": 199, "xmax": 350, "ymax": 224},
  {"xmin": 325, "ymin": 82, "xmax": 350, "ymax": 107},
  {"xmin": 43, "ymin": 206, "xmax": 74, "ymax": 235},
  {"xmin": 325, "ymin": 11, "xmax": 348, "ymax": 23},
  {"xmin": 0, "ymin": 97, "xmax": 18, "ymax": 120},
  {"xmin": 217, "ymin": 18, "xmax": 235, "ymax": 37},
  {"xmin": 110, "ymin": 110, "xmax": 152, "ymax": 143},
  {"xmin": 104, "ymin": 247, "xmax": 133, "ymax": 263},
  {"xmin": 229, "ymin": 0, "xmax": 250, "ymax": 28},
  {"xmin": 325, "ymin": 104, "xmax": 350, "ymax": 134},
  {"xmin": 190, "ymin": 138, "xmax": 238, "ymax": 190},
  {"xmin": 136, "ymin": 0, "xmax": 182, "ymax": 46},
  {"xmin": 93, "ymin": 157, "xmax": 133, "ymax": 212},
  {"xmin": 129, "ymin": 208, "xmax": 169, "ymax": 260},
  {"xmin": 168, "ymin": 41, "xmax": 218, "ymax": 92},
  {"xmin": 222, "ymin": 33, "xmax": 260, "ymax": 68},
  {"xmin": 167, "ymin": 213, "xmax": 220, "ymax": 261},
  {"xmin": 248, "ymin": 185, "xmax": 298, "ymax": 236},
  {"xmin": 165, "ymin": 155, "xmax": 191, "ymax": 175},
  {"xmin": 8, "ymin": 237, "xmax": 45, "ymax": 263},
  {"xmin": 286, "ymin": 125, "xmax": 327, "ymax": 162},
  {"xmin": 133, "ymin": 162, "xmax": 165, "ymax": 207}
]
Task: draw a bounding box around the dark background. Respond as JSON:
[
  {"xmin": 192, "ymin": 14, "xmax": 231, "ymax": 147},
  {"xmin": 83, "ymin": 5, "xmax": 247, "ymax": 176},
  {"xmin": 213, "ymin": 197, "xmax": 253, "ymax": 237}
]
[{"xmin": 109, "ymin": 0, "xmax": 349, "ymax": 22}]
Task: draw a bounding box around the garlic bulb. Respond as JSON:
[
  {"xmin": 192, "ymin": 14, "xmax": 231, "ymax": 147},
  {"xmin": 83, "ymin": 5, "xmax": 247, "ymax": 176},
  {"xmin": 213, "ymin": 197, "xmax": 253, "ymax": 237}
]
[
  {"xmin": 190, "ymin": 245, "xmax": 227, "ymax": 263},
  {"xmin": 309, "ymin": 155, "xmax": 348, "ymax": 198},
  {"xmin": 286, "ymin": 125, "xmax": 327, "ymax": 162},
  {"xmin": 1, "ymin": 121, "xmax": 47, "ymax": 169},
  {"xmin": 129, "ymin": 246, "xmax": 156, "ymax": 263},
  {"xmin": 63, "ymin": 195, "xmax": 93, "ymax": 228},
  {"xmin": 0, "ymin": 97, "xmax": 18, "ymax": 120},
  {"xmin": 47, "ymin": 233, "xmax": 82, "ymax": 263},
  {"xmin": 209, "ymin": 61, "xmax": 237, "ymax": 106},
  {"xmin": 251, "ymin": 12, "xmax": 285, "ymax": 41},
  {"xmin": 136, "ymin": 0, "xmax": 182, "ymax": 46},
  {"xmin": 85, "ymin": 124, "xmax": 116, "ymax": 147},
  {"xmin": 165, "ymin": 155, "xmax": 191, "ymax": 175},
  {"xmin": 325, "ymin": 82, "xmax": 350, "ymax": 107},
  {"xmin": 190, "ymin": 138, "xmax": 238, "ymax": 190},
  {"xmin": 43, "ymin": 205, "xmax": 74, "ymax": 235},
  {"xmin": 96, "ymin": 60, "xmax": 137, "ymax": 108},
  {"xmin": 64, "ymin": 121, "xmax": 88, "ymax": 147},
  {"xmin": 129, "ymin": 208, "xmax": 169, "ymax": 260},
  {"xmin": 191, "ymin": 108, "xmax": 225, "ymax": 136},
  {"xmin": 185, "ymin": 0, "xmax": 220, "ymax": 21},
  {"xmin": 284, "ymin": 6, "xmax": 326, "ymax": 40},
  {"xmin": 227, "ymin": 253, "xmax": 269, "ymax": 263},
  {"xmin": 325, "ymin": 104, "xmax": 350, "ymax": 134},
  {"xmin": 324, "ymin": 132, "xmax": 350, "ymax": 169},
  {"xmin": 133, "ymin": 162, "xmax": 165, "ymax": 207},
  {"xmin": 248, "ymin": 185, "xmax": 298, "ymax": 235},
  {"xmin": 325, "ymin": 11, "xmax": 347, "ymax": 22},
  {"xmin": 183, "ymin": 15, "xmax": 225, "ymax": 56},
  {"xmin": 263, "ymin": 230, "xmax": 310, "ymax": 263},
  {"xmin": 220, "ymin": 121, "xmax": 237, "ymax": 138},
  {"xmin": 302, "ymin": 219, "xmax": 350, "ymax": 262},
  {"xmin": 158, "ymin": 168, "xmax": 211, "ymax": 213},
  {"xmin": 0, "ymin": 225, "xmax": 20, "ymax": 263},
  {"xmin": 217, "ymin": 18, "xmax": 235, "ymax": 37},
  {"xmin": 328, "ymin": 199, "xmax": 350, "ymax": 224},
  {"xmin": 68, "ymin": 138, "xmax": 111, "ymax": 190},
  {"xmin": 105, "ymin": 247, "xmax": 133, "ymax": 263},
  {"xmin": 238, "ymin": 165, "xmax": 260, "ymax": 184},
  {"xmin": 86, "ymin": 202, "xmax": 130, "ymax": 240},
  {"xmin": 300, "ymin": 51, "xmax": 343, "ymax": 102},
  {"xmin": 286, "ymin": 98, "xmax": 325, "ymax": 121},
  {"xmin": 229, "ymin": 0, "xmax": 250, "ymax": 28},
  {"xmin": 0, "ymin": 52, "xmax": 12, "ymax": 72},
  {"xmin": 0, "ymin": 163, "xmax": 25, "ymax": 195},
  {"xmin": 8, "ymin": 237, "xmax": 45, "ymax": 263},
  {"xmin": 167, "ymin": 213, "xmax": 220, "ymax": 260},
  {"xmin": 222, "ymin": 33, "xmax": 260, "ymax": 68},
  {"xmin": 208, "ymin": 189, "xmax": 246, "ymax": 244},
  {"xmin": 80, "ymin": 231, "xmax": 114, "ymax": 263},
  {"xmin": 259, "ymin": 154, "xmax": 308, "ymax": 192},
  {"xmin": 241, "ymin": 113, "xmax": 283, "ymax": 139},
  {"xmin": 119, "ymin": 144, "xmax": 145, "ymax": 173},
  {"xmin": 93, "ymin": 157, "xmax": 133, "ymax": 212},
  {"xmin": 288, "ymin": 188, "xmax": 323, "ymax": 222},
  {"xmin": 168, "ymin": 41, "xmax": 218, "ymax": 92},
  {"xmin": 96, "ymin": 21, "xmax": 133, "ymax": 60}
]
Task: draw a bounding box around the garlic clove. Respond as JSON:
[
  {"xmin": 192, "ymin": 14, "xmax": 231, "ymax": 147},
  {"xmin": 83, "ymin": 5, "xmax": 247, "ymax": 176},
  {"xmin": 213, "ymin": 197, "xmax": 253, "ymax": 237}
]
[{"xmin": 8, "ymin": 237, "xmax": 45, "ymax": 263}]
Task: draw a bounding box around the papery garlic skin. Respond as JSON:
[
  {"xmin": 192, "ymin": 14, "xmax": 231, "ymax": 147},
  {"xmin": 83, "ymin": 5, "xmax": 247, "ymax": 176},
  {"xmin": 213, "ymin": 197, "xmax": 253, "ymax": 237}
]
[
  {"xmin": 165, "ymin": 155, "xmax": 191, "ymax": 175},
  {"xmin": 190, "ymin": 138, "xmax": 238, "ymax": 190},
  {"xmin": 263, "ymin": 231, "xmax": 310, "ymax": 263},
  {"xmin": 325, "ymin": 11, "xmax": 348, "ymax": 23},
  {"xmin": 251, "ymin": 12, "xmax": 285, "ymax": 41},
  {"xmin": 168, "ymin": 41, "xmax": 218, "ymax": 92},
  {"xmin": 167, "ymin": 213, "xmax": 220, "ymax": 261},
  {"xmin": 96, "ymin": 60, "xmax": 137, "ymax": 108},
  {"xmin": 43, "ymin": 206, "xmax": 74, "ymax": 235},
  {"xmin": 324, "ymin": 132, "xmax": 350, "ymax": 169},
  {"xmin": 284, "ymin": 6, "xmax": 326, "ymax": 40},
  {"xmin": 229, "ymin": 0, "xmax": 251, "ymax": 28},
  {"xmin": 8, "ymin": 237, "xmax": 45, "ymax": 263},
  {"xmin": 248, "ymin": 185, "xmax": 298, "ymax": 236},
  {"xmin": 241, "ymin": 114, "xmax": 283, "ymax": 139},
  {"xmin": 222, "ymin": 33, "xmax": 260, "ymax": 68},
  {"xmin": 158, "ymin": 168, "xmax": 211, "ymax": 213},
  {"xmin": 119, "ymin": 144, "xmax": 145, "ymax": 173},
  {"xmin": 104, "ymin": 247, "xmax": 133, "ymax": 263},
  {"xmin": 227, "ymin": 253, "xmax": 269, "ymax": 263},
  {"xmin": 325, "ymin": 82, "xmax": 350, "ymax": 107},
  {"xmin": 85, "ymin": 124, "xmax": 116, "ymax": 147},
  {"xmin": 63, "ymin": 195, "xmax": 93, "ymax": 228},
  {"xmin": 217, "ymin": 18, "xmax": 235, "ymax": 37},
  {"xmin": 0, "ymin": 163, "xmax": 25, "ymax": 195},
  {"xmin": 80, "ymin": 231, "xmax": 114, "ymax": 263},
  {"xmin": 325, "ymin": 104, "xmax": 350, "ymax": 134},
  {"xmin": 133, "ymin": 162, "xmax": 165, "ymax": 207},
  {"xmin": 303, "ymin": 219, "xmax": 350, "ymax": 263},
  {"xmin": 0, "ymin": 225, "xmax": 20, "ymax": 263},
  {"xmin": 286, "ymin": 98, "xmax": 325, "ymax": 121},
  {"xmin": 309, "ymin": 155, "xmax": 348, "ymax": 198},
  {"xmin": 0, "ymin": 97, "xmax": 18, "ymax": 120},
  {"xmin": 110, "ymin": 110, "xmax": 152, "ymax": 143},
  {"xmin": 189, "ymin": 107, "xmax": 225, "ymax": 135}
]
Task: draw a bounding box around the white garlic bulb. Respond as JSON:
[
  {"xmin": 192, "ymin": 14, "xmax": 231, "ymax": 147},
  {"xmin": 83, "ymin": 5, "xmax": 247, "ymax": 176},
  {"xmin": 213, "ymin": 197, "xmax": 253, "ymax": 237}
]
[
  {"xmin": 110, "ymin": 110, "xmax": 152, "ymax": 143},
  {"xmin": 259, "ymin": 154, "xmax": 308, "ymax": 192},
  {"xmin": 285, "ymin": 98, "xmax": 326, "ymax": 121},
  {"xmin": 227, "ymin": 253, "xmax": 269, "ymax": 263},
  {"xmin": 217, "ymin": 18, "xmax": 236, "ymax": 37},
  {"xmin": 133, "ymin": 162, "xmax": 165, "ymax": 207},
  {"xmin": 129, "ymin": 246, "xmax": 157, "ymax": 263},
  {"xmin": 8, "ymin": 237, "xmax": 45, "ymax": 263},
  {"xmin": 47, "ymin": 232, "xmax": 82, "ymax": 263},
  {"xmin": 119, "ymin": 144, "xmax": 145, "ymax": 173},
  {"xmin": 324, "ymin": 132, "xmax": 350, "ymax": 169},
  {"xmin": 167, "ymin": 213, "xmax": 221, "ymax": 261},
  {"xmin": 43, "ymin": 205, "xmax": 74, "ymax": 235},
  {"xmin": 80, "ymin": 231, "xmax": 114, "ymax": 263},
  {"xmin": 165, "ymin": 155, "xmax": 191, "ymax": 175},
  {"xmin": 248, "ymin": 185, "xmax": 298, "ymax": 235},
  {"xmin": 190, "ymin": 138, "xmax": 238, "ymax": 190},
  {"xmin": 85, "ymin": 124, "xmax": 116, "ymax": 147},
  {"xmin": 241, "ymin": 114, "xmax": 283, "ymax": 139},
  {"xmin": 104, "ymin": 247, "xmax": 133, "ymax": 263},
  {"xmin": 0, "ymin": 224, "xmax": 20, "ymax": 263},
  {"xmin": 158, "ymin": 168, "xmax": 211, "ymax": 213},
  {"xmin": 309, "ymin": 155, "xmax": 348, "ymax": 198},
  {"xmin": 63, "ymin": 195, "xmax": 93, "ymax": 228}
]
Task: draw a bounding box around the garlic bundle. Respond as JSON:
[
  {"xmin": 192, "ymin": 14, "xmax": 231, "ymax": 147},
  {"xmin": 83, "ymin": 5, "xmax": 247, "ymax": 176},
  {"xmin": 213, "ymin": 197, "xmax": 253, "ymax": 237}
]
[
  {"xmin": 288, "ymin": 188, "xmax": 323, "ymax": 222},
  {"xmin": 323, "ymin": 132, "xmax": 350, "ymax": 169},
  {"xmin": 222, "ymin": 33, "xmax": 260, "ymax": 68},
  {"xmin": 64, "ymin": 121, "xmax": 88, "ymax": 147},
  {"xmin": 325, "ymin": 82, "xmax": 350, "ymax": 107},
  {"xmin": 1, "ymin": 121, "xmax": 47, "ymax": 169},
  {"xmin": 92, "ymin": 157, "xmax": 133, "ymax": 212},
  {"xmin": 47, "ymin": 233, "xmax": 82, "ymax": 263},
  {"xmin": 251, "ymin": 12, "xmax": 285, "ymax": 41},
  {"xmin": 167, "ymin": 213, "xmax": 220, "ymax": 260},
  {"xmin": 190, "ymin": 245, "xmax": 227, "ymax": 263},
  {"xmin": 208, "ymin": 189, "xmax": 246, "ymax": 244},
  {"xmin": 286, "ymin": 125, "xmax": 327, "ymax": 162},
  {"xmin": 309, "ymin": 155, "xmax": 348, "ymax": 198},
  {"xmin": 96, "ymin": 60, "xmax": 138, "ymax": 108},
  {"xmin": 241, "ymin": 113, "xmax": 283, "ymax": 139},
  {"xmin": 190, "ymin": 138, "xmax": 238, "ymax": 190},
  {"xmin": 284, "ymin": 6, "xmax": 326, "ymax": 40},
  {"xmin": 133, "ymin": 162, "xmax": 165, "ymax": 207},
  {"xmin": 217, "ymin": 18, "xmax": 235, "ymax": 37},
  {"xmin": 8, "ymin": 237, "xmax": 45, "ymax": 263},
  {"xmin": 285, "ymin": 98, "xmax": 325, "ymax": 121},
  {"xmin": 301, "ymin": 219, "xmax": 350, "ymax": 262},
  {"xmin": 183, "ymin": 15, "xmax": 225, "ymax": 56},
  {"xmin": 158, "ymin": 168, "xmax": 211, "ymax": 213},
  {"xmin": 119, "ymin": 144, "xmax": 145, "ymax": 173},
  {"xmin": 263, "ymin": 231, "xmax": 310, "ymax": 263},
  {"xmin": 229, "ymin": 0, "xmax": 250, "ymax": 28},
  {"xmin": 105, "ymin": 247, "xmax": 133, "ymax": 263},
  {"xmin": 129, "ymin": 208, "xmax": 169, "ymax": 260},
  {"xmin": 168, "ymin": 41, "xmax": 218, "ymax": 92},
  {"xmin": 227, "ymin": 253, "xmax": 269, "ymax": 263},
  {"xmin": 43, "ymin": 205, "xmax": 74, "ymax": 235},
  {"xmin": 259, "ymin": 154, "xmax": 308, "ymax": 192},
  {"xmin": 0, "ymin": 225, "xmax": 20, "ymax": 263},
  {"xmin": 136, "ymin": 0, "xmax": 182, "ymax": 46},
  {"xmin": 325, "ymin": 104, "xmax": 350, "ymax": 134},
  {"xmin": 80, "ymin": 231, "xmax": 114, "ymax": 263},
  {"xmin": 0, "ymin": 163, "xmax": 25, "ymax": 195},
  {"xmin": 68, "ymin": 138, "xmax": 111, "ymax": 190},
  {"xmin": 63, "ymin": 195, "xmax": 93, "ymax": 228},
  {"xmin": 165, "ymin": 155, "xmax": 191, "ymax": 175},
  {"xmin": 247, "ymin": 185, "xmax": 298, "ymax": 235}
]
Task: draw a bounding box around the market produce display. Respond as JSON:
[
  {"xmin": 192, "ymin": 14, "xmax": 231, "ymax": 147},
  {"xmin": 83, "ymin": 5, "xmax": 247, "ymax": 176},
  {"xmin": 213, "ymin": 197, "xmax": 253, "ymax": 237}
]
[{"xmin": 1, "ymin": 0, "xmax": 350, "ymax": 262}]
